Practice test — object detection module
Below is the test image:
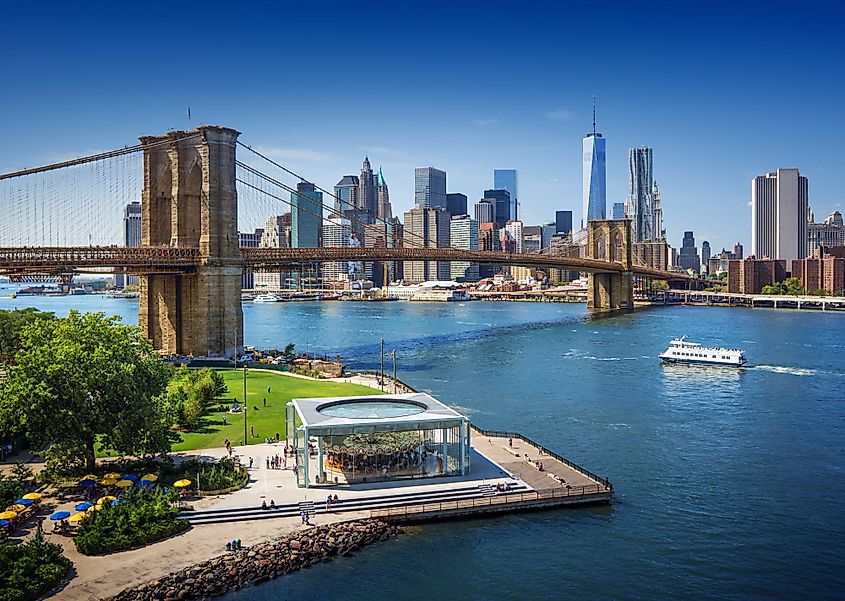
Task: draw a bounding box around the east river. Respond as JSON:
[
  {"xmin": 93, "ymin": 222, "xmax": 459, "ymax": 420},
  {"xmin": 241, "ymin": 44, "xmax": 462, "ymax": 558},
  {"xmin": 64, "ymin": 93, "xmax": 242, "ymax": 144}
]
[{"xmin": 2, "ymin": 289, "xmax": 844, "ymax": 600}]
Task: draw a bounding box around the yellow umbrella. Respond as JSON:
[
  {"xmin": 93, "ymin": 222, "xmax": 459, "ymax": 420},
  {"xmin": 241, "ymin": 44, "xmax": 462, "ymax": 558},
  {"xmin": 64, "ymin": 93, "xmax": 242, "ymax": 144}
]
[
  {"xmin": 87, "ymin": 505, "xmax": 102, "ymax": 513},
  {"xmin": 96, "ymin": 495, "xmax": 116, "ymax": 505},
  {"xmin": 0, "ymin": 511, "xmax": 18, "ymax": 520},
  {"xmin": 5, "ymin": 504, "xmax": 25, "ymax": 513},
  {"xmin": 68, "ymin": 513, "xmax": 87, "ymax": 523},
  {"xmin": 81, "ymin": 474, "xmax": 98, "ymax": 481},
  {"xmin": 104, "ymin": 472, "xmax": 121, "ymax": 479},
  {"xmin": 101, "ymin": 478, "xmax": 118, "ymax": 486},
  {"xmin": 173, "ymin": 479, "xmax": 192, "ymax": 488},
  {"xmin": 22, "ymin": 492, "xmax": 42, "ymax": 501},
  {"xmin": 141, "ymin": 474, "xmax": 158, "ymax": 482},
  {"xmin": 115, "ymin": 480, "xmax": 133, "ymax": 488}
]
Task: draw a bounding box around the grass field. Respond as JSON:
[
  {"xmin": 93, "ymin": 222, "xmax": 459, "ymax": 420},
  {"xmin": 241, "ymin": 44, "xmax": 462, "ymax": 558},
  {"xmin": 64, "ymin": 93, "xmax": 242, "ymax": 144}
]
[{"xmin": 170, "ymin": 369, "xmax": 382, "ymax": 452}]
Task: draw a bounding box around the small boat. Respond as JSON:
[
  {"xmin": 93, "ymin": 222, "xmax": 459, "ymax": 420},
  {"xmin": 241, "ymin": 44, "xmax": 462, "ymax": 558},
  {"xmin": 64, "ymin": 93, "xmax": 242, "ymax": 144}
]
[
  {"xmin": 253, "ymin": 294, "xmax": 283, "ymax": 303},
  {"xmin": 659, "ymin": 336, "xmax": 747, "ymax": 367}
]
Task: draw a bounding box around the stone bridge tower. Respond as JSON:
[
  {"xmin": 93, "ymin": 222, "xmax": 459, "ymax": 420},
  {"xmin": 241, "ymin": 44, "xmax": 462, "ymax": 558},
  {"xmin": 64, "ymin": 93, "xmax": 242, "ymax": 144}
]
[
  {"xmin": 138, "ymin": 126, "xmax": 243, "ymax": 358},
  {"xmin": 587, "ymin": 219, "xmax": 634, "ymax": 312}
]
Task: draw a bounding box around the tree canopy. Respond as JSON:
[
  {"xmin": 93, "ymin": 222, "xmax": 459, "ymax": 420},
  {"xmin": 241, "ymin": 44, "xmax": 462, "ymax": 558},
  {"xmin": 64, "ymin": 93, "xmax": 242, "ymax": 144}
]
[
  {"xmin": 0, "ymin": 311, "xmax": 173, "ymax": 471},
  {"xmin": 0, "ymin": 308, "xmax": 54, "ymax": 365}
]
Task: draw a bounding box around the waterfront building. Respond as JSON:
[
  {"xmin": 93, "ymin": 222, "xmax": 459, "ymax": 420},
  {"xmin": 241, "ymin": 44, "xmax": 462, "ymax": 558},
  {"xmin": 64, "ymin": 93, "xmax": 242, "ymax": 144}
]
[
  {"xmin": 612, "ymin": 202, "xmax": 626, "ymax": 220},
  {"xmin": 791, "ymin": 253, "xmax": 845, "ymax": 295},
  {"xmin": 484, "ymin": 189, "xmax": 512, "ymax": 228},
  {"xmin": 322, "ymin": 216, "xmax": 356, "ymax": 283},
  {"xmin": 807, "ymin": 210, "xmax": 844, "ymax": 257},
  {"xmin": 450, "ymin": 214, "xmax": 480, "ymax": 281},
  {"xmin": 626, "ymin": 147, "xmax": 655, "ymax": 242},
  {"xmin": 285, "ymin": 392, "xmax": 471, "ymax": 488},
  {"xmin": 727, "ymin": 258, "xmax": 788, "ymax": 294},
  {"xmin": 376, "ymin": 167, "xmax": 392, "ymax": 221},
  {"xmin": 115, "ymin": 201, "xmax": 141, "ymax": 288},
  {"xmin": 677, "ymin": 231, "xmax": 700, "ymax": 272},
  {"xmin": 474, "ymin": 199, "xmax": 495, "ymax": 224},
  {"xmin": 555, "ymin": 210, "xmax": 573, "ymax": 235},
  {"xmin": 522, "ymin": 225, "xmax": 543, "ymax": 254},
  {"xmin": 582, "ymin": 104, "xmax": 606, "ymax": 226},
  {"xmin": 254, "ymin": 214, "xmax": 292, "ymax": 290},
  {"xmin": 403, "ymin": 207, "xmax": 450, "ymax": 283},
  {"xmin": 504, "ymin": 220, "xmax": 524, "ymax": 253},
  {"xmin": 415, "ymin": 167, "xmax": 447, "ymax": 210},
  {"xmin": 733, "ymin": 242, "xmax": 744, "ymax": 260},
  {"xmin": 701, "ymin": 241, "xmax": 711, "ymax": 273},
  {"xmin": 478, "ymin": 222, "xmax": 501, "ymax": 279},
  {"xmin": 238, "ymin": 228, "xmax": 263, "ymax": 289},
  {"xmin": 446, "ymin": 193, "xmax": 468, "ymax": 217},
  {"xmin": 751, "ymin": 168, "xmax": 809, "ymax": 262},
  {"xmin": 493, "ymin": 169, "xmax": 518, "ymax": 221}
]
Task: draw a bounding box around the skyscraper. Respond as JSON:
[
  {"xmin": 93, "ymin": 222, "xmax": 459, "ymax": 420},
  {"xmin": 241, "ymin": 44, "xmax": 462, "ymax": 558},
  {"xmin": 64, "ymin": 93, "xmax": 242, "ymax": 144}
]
[
  {"xmin": 627, "ymin": 147, "xmax": 655, "ymax": 242},
  {"xmin": 701, "ymin": 241, "xmax": 711, "ymax": 273},
  {"xmin": 414, "ymin": 167, "xmax": 447, "ymax": 210},
  {"xmin": 612, "ymin": 202, "xmax": 626, "ymax": 220},
  {"xmin": 334, "ymin": 175, "xmax": 359, "ymax": 213},
  {"xmin": 733, "ymin": 242, "xmax": 744, "ymax": 260},
  {"xmin": 446, "ymin": 193, "xmax": 468, "ymax": 217},
  {"xmin": 450, "ymin": 215, "xmax": 479, "ymax": 281},
  {"xmin": 474, "ymin": 199, "xmax": 495, "ymax": 224},
  {"xmin": 255, "ymin": 214, "xmax": 292, "ymax": 290},
  {"xmin": 484, "ymin": 189, "xmax": 511, "ymax": 228},
  {"xmin": 555, "ymin": 210, "xmax": 573, "ymax": 235},
  {"xmin": 504, "ymin": 220, "xmax": 524, "ymax": 253},
  {"xmin": 359, "ymin": 157, "xmax": 377, "ymax": 223},
  {"xmin": 376, "ymin": 167, "xmax": 392, "ymax": 220},
  {"xmin": 582, "ymin": 102, "xmax": 606, "ymax": 226},
  {"xmin": 493, "ymin": 169, "xmax": 518, "ymax": 221},
  {"xmin": 403, "ymin": 207, "xmax": 450, "ymax": 283},
  {"xmin": 677, "ymin": 231, "xmax": 701, "ymax": 272},
  {"xmin": 322, "ymin": 217, "xmax": 355, "ymax": 282},
  {"xmin": 291, "ymin": 182, "xmax": 322, "ymax": 289},
  {"xmin": 238, "ymin": 228, "xmax": 263, "ymax": 290},
  {"xmin": 116, "ymin": 201, "xmax": 142, "ymax": 288},
  {"xmin": 751, "ymin": 168, "xmax": 809, "ymax": 262}
]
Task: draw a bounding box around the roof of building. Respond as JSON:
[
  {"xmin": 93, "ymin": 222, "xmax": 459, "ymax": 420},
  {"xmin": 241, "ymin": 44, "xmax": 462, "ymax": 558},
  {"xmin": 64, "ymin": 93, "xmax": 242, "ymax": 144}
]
[{"xmin": 335, "ymin": 175, "xmax": 359, "ymax": 187}]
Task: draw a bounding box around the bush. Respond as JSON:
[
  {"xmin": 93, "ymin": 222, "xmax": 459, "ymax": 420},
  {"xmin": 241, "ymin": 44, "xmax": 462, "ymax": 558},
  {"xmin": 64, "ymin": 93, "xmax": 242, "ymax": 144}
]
[
  {"xmin": 0, "ymin": 529, "xmax": 72, "ymax": 601},
  {"xmin": 74, "ymin": 488, "xmax": 189, "ymax": 556},
  {"xmin": 175, "ymin": 458, "xmax": 245, "ymax": 492}
]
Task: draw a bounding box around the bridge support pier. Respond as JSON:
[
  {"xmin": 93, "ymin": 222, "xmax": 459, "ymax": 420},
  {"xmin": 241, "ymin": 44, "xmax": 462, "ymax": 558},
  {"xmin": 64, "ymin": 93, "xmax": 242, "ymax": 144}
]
[
  {"xmin": 586, "ymin": 220, "xmax": 634, "ymax": 313},
  {"xmin": 138, "ymin": 126, "xmax": 243, "ymax": 358}
]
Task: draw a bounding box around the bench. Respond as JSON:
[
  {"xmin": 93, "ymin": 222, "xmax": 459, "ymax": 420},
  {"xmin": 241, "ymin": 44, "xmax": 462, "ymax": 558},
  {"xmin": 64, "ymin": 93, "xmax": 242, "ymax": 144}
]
[{"xmin": 502, "ymin": 446, "xmax": 521, "ymax": 457}]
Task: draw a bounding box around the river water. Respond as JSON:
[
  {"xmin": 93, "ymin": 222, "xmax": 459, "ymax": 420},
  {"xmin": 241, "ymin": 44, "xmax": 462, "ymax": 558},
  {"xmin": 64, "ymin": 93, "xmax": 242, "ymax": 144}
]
[{"xmin": 2, "ymin": 289, "xmax": 844, "ymax": 600}]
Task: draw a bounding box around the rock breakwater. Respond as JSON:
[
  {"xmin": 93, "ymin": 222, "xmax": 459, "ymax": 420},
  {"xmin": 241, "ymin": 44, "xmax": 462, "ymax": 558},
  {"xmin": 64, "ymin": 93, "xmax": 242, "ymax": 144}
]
[{"xmin": 107, "ymin": 519, "xmax": 401, "ymax": 601}]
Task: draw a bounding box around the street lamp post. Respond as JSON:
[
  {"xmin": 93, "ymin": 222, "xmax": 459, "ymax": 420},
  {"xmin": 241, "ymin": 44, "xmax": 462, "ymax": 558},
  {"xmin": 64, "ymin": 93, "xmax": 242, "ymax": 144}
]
[
  {"xmin": 243, "ymin": 364, "xmax": 248, "ymax": 446},
  {"xmin": 380, "ymin": 338, "xmax": 385, "ymax": 391},
  {"xmin": 392, "ymin": 350, "xmax": 397, "ymax": 393}
]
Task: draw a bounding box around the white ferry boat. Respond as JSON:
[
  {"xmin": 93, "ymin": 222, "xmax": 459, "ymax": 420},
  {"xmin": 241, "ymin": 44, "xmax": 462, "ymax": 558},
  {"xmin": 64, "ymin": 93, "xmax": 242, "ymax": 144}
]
[
  {"xmin": 659, "ymin": 336, "xmax": 747, "ymax": 367},
  {"xmin": 253, "ymin": 294, "xmax": 283, "ymax": 303}
]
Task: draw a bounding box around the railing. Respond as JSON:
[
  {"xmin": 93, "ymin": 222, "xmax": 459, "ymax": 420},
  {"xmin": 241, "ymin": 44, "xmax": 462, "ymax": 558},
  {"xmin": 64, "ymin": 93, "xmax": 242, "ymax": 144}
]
[
  {"xmin": 352, "ymin": 371, "xmax": 417, "ymax": 394},
  {"xmin": 471, "ymin": 426, "xmax": 613, "ymax": 491},
  {"xmin": 369, "ymin": 484, "xmax": 611, "ymax": 519}
]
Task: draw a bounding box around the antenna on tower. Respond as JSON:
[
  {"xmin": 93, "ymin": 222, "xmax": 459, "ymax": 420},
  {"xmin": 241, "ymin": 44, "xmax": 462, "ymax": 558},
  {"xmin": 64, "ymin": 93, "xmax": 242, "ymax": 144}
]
[{"xmin": 592, "ymin": 96, "xmax": 596, "ymax": 135}]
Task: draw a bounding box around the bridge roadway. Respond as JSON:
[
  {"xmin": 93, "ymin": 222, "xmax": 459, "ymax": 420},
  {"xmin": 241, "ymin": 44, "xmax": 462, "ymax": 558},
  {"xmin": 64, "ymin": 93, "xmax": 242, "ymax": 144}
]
[{"xmin": 0, "ymin": 245, "xmax": 682, "ymax": 280}]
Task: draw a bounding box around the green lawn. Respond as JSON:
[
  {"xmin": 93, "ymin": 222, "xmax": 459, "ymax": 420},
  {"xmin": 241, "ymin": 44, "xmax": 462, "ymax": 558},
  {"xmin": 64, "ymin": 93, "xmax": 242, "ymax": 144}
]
[{"xmin": 170, "ymin": 369, "xmax": 382, "ymax": 452}]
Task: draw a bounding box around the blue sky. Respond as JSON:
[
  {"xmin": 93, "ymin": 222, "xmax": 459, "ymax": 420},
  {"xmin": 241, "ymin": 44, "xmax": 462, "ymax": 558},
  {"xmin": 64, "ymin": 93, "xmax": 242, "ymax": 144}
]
[{"xmin": 2, "ymin": 1, "xmax": 843, "ymax": 251}]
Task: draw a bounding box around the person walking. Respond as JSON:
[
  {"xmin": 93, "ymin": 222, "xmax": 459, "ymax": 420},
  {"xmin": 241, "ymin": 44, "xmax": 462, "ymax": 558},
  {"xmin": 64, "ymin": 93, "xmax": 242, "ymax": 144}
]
[
  {"xmin": 266, "ymin": 457, "xmax": 270, "ymax": 469},
  {"xmin": 325, "ymin": 495, "xmax": 332, "ymax": 511},
  {"xmin": 263, "ymin": 397, "xmax": 267, "ymax": 407}
]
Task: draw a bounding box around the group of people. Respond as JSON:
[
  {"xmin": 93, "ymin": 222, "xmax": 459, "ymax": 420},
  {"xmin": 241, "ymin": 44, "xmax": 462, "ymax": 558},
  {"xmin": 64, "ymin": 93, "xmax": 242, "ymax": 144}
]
[
  {"xmin": 225, "ymin": 539, "xmax": 243, "ymax": 551},
  {"xmin": 266, "ymin": 454, "xmax": 286, "ymax": 470},
  {"xmin": 224, "ymin": 438, "xmax": 233, "ymax": 457},
  {"xmin": 261, "ymin": 499, "xmax": 277, "ymax": 510},
  {"xmin": 325, "ymin": 494, "xmax": 340, "ymax": 510}
]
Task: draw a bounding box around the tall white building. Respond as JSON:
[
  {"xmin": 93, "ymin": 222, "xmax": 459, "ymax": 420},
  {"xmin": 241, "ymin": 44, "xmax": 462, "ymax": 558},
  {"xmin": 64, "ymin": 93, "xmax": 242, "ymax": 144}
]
[
  {"xmin": 504, "ymin": 220, "xmax": 524, "ymax": 253},
  {"xmin": 751, "ymin": 168, "xmax": 808, "ymax": 262},
  {"xmin": 450, "ymin": 215, "xmax": 479, "ymax": 281},
  {"xmin": 627, "ymin": 147, "xmax": 654, "ymax": 242},
  {"xmin": 254, "ymin": 214, "xmax": 291, "ymax": 290},
  {"xmin": 807, "ymin": 210, "xmax": 844, "ymax": 256},
  {"xmin": 116, "ymin": 201, "xmax": 142, "ymax": 288},
  {"xmin": 403, "ymin": 207, "xmax": 450, "ymax": 283},
  {"xmin": 582, "ymin": 104, "xmax": 606, "ymax": 227},
  {"xmin": 321, "ymin": 217, "xmax": 355, "ymax": 282}
]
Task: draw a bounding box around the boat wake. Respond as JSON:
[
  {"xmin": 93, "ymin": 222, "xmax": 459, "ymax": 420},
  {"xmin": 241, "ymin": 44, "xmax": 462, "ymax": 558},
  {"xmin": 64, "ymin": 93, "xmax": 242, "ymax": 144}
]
[{"xmin": 753, "ymin": 365, "xmax": 817, "ymax": 377}]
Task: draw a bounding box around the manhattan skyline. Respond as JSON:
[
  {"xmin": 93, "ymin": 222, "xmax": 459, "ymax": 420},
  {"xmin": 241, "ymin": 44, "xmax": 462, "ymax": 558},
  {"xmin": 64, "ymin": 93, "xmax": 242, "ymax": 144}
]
[{"xmin": 1, "ymin": 1, "xmax": 843, "ymax": 251}]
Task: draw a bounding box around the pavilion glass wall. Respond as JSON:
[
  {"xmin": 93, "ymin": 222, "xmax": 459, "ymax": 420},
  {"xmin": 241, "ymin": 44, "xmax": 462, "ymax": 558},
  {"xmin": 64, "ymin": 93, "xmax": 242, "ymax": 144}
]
[{"xmin": 298, "ymin": 419, "xmax": 470, "ymax": 488}]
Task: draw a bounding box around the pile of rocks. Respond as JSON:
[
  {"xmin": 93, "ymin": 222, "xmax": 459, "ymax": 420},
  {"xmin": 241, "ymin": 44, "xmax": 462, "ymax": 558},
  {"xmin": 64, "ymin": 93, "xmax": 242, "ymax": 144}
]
[{"xmin": 108, "ymin": 519, "xmax": 401, "ymax": 601}]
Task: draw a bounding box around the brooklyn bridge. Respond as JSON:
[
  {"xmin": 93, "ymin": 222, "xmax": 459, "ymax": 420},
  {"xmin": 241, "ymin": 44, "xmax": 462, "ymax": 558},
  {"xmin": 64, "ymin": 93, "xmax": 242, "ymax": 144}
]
[{"xmin": 0, "ymin": 126, "xmax": 685, "ymax": 358}]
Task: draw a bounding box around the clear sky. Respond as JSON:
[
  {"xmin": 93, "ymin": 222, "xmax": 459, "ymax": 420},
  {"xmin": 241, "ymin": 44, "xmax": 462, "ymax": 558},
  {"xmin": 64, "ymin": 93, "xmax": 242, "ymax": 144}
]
[{"xmin": 2, "ymin": 1, "xmax": 843, "ymax": 252}]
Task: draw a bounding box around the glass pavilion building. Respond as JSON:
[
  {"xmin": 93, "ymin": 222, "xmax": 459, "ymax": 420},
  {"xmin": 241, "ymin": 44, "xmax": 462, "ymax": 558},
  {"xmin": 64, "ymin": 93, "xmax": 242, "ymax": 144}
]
[{"xmin": 286, "ymin": 393, "xmax": 471, "ymax": 488}]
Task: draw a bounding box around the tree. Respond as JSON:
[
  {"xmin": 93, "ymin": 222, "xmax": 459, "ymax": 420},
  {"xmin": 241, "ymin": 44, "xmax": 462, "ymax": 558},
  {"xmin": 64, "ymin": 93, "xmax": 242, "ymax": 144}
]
[
  {"xmin": 284, "ymin": 343, "xmax": 296, "ymax": 357},
  {"xmin": 0, "ymin": 308, "xmax": 54, "ymax": 366},
  {"xmin": 782, "ymin": 277, "xmax": 804, "ymax": 296},
  {"xmin": 649, "ymin": 280, "xmax": 669, "ymax": 290},
  {"xmin": 0, "ymin": 311, "xmax": 174, "ymax": 471}
]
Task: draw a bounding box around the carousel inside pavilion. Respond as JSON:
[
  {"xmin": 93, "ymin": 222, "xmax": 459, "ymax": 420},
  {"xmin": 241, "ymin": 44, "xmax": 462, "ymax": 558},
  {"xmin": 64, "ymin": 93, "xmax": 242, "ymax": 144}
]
[{"xmin": 285, "ymin": 393, "xmax": 471, "ymax": 488}]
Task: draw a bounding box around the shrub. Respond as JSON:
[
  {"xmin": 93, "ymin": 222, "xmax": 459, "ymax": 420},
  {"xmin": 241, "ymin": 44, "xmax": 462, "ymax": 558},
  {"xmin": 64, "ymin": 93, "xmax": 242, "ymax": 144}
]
[
  {"xmin": 174, "ymin": 458, "xmax": 245, "ymax": 492},
  {"xmin": 74, "ymin": 488, "xmax": 189, "ymax": 556},
  {"xmin": 0, "ymin": 463, "xmax": 33, "ymax": 508},
  {"xmin": 0, "ymin": 529, "xmax": 72, "ymax": 601}
]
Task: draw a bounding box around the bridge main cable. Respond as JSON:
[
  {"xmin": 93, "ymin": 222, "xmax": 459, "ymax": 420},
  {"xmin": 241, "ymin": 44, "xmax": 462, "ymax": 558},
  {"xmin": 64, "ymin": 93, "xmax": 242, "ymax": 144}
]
[{"xmin": 0, "ymin": 134, "xmax": 202, "ymax": 181}]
